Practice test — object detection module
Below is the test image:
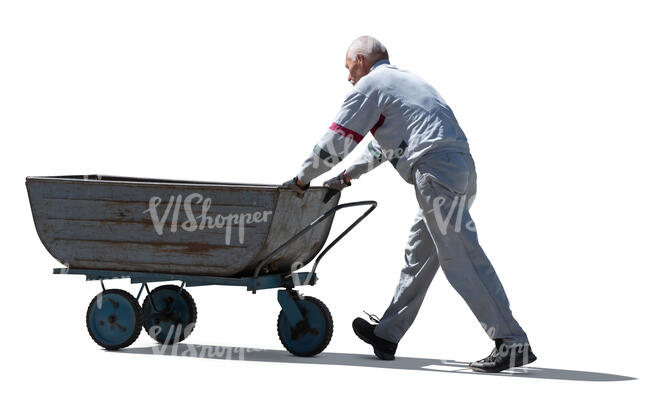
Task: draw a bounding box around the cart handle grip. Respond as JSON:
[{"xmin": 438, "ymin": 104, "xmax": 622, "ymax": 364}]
[{"xmin": 252, "ymin": 200, "xmax": 378, "ymax": 281}]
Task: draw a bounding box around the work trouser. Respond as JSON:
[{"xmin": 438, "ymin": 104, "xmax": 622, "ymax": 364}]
[{"xmin": 373, "ymin": 151, "xmax": 529, "ymax": 346}]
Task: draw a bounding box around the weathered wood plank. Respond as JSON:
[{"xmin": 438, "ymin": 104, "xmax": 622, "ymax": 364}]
[
  {"xmin": 68, "ymin": 260, "xmax": 235, "ymax": 275},
  {"xmin": 31, "ymin": 180, "xmax": 277, "ymax": 207},
  {"xmin": 39, "ymin": 198, "xmax": 274, "ymax": 222},
  {"xmin": 50, "ymin": 237, "xmax": 266, "ymax": 271},
  {"xmin": 42, "ymin": 219, "xmax": 268, "ymax": 244}
]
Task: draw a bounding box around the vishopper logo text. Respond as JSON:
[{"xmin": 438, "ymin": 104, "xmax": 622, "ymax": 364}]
[
  {"xmin": 143, "ymin": 193, "xmax": 273, "ymax": 245},
  {"xmin": 148, "ymin": 325, "xmax": 262, "ymax": 360}
]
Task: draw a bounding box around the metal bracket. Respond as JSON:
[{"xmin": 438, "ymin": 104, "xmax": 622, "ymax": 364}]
[
  {"xmin": 136, "ymin": 283, "xmax": 145, "ymax": 301},
  {"xmin": 143, "ymin": 282, "xmax": 158, "ymax": 312},
  {"xmin": 277, "ymin": 290, "xmax": 304, "ymax": 329}
]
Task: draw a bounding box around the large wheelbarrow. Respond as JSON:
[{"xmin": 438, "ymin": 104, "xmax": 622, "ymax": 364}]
[{"xmin": 26, "ymin": 175, "xmax": 376, "ymax": 356}]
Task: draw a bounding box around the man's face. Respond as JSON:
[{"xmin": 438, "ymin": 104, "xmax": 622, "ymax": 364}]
[{"xmin": 345, "ymin": 53, "xmax": 370, "ymax": 86}]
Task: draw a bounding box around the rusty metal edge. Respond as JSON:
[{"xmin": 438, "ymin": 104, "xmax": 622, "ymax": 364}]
[{"xmin": 25, "ymin": 175, "xmax": 331, "ymax": 190}]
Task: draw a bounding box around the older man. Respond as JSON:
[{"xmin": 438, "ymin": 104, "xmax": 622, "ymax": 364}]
[{"xmin": 282, "ymin": 36, "xmax": 535, "ymax": 372}]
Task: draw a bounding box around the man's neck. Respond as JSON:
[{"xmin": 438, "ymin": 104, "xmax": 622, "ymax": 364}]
[{"xmin": 370, "ymin": 58, "xmax": 390, "ymax": 72}]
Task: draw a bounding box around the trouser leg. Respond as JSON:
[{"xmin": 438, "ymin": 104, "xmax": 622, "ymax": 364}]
[
  {"xmin": 374, "ymin": 208, "xmax": 440, "ymax": 344},
  {"xmin": 415, "ymin": 152, "xmax": 528, "ymax": 345}
]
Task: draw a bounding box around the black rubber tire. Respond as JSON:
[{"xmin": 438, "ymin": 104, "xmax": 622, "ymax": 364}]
[
  {"xmin": 86, "ymin": 289, "xmax": 143, "ymax": 351},
  {"xmin": 277, "ymin": 296, "xmax": 333, "ymax": 357},
  {"xmin": 142, "ymin": 285, "xmax": 198, "ymax": 344}
]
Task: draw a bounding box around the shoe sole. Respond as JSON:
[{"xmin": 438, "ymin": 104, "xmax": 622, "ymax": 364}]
[
  {"xmin": 353, "ymin": 324, "xmax": 395, "ymax": 361},
  {"xmin": 469, "ymin": 353, "xmax": 537, "ymax": 373}
]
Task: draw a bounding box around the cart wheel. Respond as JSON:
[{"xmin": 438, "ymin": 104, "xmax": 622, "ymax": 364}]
[
  {"xmin": 142, "ymin": 285, "xmax": 197, "ymax": 344},
  {"xmin": 86, "ymin": 289, "xmax": 143, "ymax": 350},
  {"xmin": 277, "ymin": 296, "xmax": 333, "ymax": 357}
]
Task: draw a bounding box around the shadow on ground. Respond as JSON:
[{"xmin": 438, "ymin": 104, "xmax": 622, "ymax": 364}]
[{"xmin": 121, "ymin": 344, "xmax": 635, "ymax": 382}]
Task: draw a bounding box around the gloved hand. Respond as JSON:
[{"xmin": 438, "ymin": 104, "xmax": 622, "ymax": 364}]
[
  {"xmin": 281, "ymin": 176, "xmax": 310, "ymax": 195},
  {"xmin": 323, "ymin": 171, "xmax": 352, "ymax": 191}
]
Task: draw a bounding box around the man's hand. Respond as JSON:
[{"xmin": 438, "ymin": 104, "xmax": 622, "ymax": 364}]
[
  {"xmin": 281, "ymin": 176, "xmax": 311, "ymax": 195},
  {"xmin": 323, "ymin": 171, "xmax": 352, "ymax": 191}
]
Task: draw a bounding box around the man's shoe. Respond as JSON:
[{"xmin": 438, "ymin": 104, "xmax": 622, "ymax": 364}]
[
  {"xmin": 352, "ymin": 317, "xmax": 397, "ymax": 360},
  {"xmin": 469, "ymin": 340, "xmax": 537, "ymax": 373}
]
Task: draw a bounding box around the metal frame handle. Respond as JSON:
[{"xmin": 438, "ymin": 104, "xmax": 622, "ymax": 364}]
[{"xmin": 252, "ymin": 200, "xmax": 378, "ymax": 280}]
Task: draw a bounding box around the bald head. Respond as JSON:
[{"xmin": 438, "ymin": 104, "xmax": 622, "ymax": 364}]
[
  {"xmin": 344, "ymin": 36, "xmax": 389, "ymax": 86},
  {"xmin": 346, "ymin": 36, "xmax": 389, "ymax": 65}
]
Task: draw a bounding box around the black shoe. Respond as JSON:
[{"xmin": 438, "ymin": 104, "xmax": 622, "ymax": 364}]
[
  {"xmin": 352, "ymin": 317, "xmax": 397, "ymax": 360},
  {"xmin": 469, "ymin": 340, "xmax": 537, "ymax": 373}
]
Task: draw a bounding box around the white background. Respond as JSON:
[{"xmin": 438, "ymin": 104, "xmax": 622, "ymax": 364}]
[{"xmin": 1, "ymin": 0, "xmax": 648, "ymax": 399}]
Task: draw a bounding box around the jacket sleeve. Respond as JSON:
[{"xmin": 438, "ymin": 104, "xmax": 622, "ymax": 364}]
[
  {"xmin": 344, "ymin": 139, "xmax": 387, "ymax": 180},
  {"xmin": 297, "ymin": 88, "xmax": 382, "ymax": 184}
]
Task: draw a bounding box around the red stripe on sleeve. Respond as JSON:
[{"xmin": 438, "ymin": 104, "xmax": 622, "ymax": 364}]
[
  {"xmin": 329, "ymin": 122, "xmax": 364, "ymax": 143},
  {"xmin": 370, "ymin": 114, "xmax": 385, "ymax": 135}
]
